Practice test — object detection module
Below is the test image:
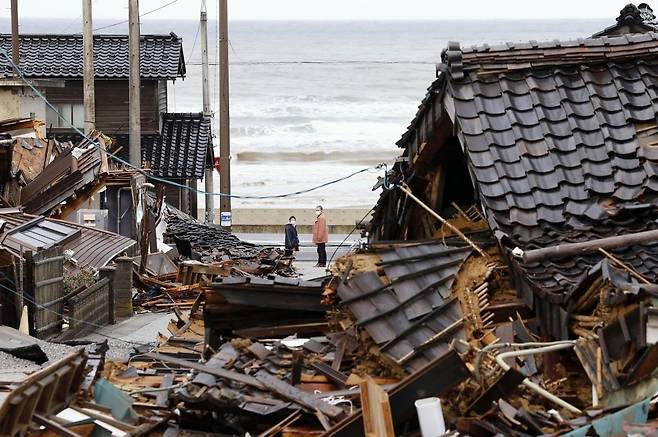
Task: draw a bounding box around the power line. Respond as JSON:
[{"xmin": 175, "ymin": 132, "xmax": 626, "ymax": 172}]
[
  {"xmin": 92, "ymin": 0, "xmax": 180, "ymax": 32},
  {"xmin": 0, "ymin": 48, "xmax": 385, "ymax": 200},
  {"xmin": 0, "ymin": 275, "xmax": 153, "ymax": 347}
]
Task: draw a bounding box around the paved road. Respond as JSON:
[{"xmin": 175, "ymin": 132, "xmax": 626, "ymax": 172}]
[{"xmin": 236, "ymin": 232, "xmax": 361, "ymax": 262}]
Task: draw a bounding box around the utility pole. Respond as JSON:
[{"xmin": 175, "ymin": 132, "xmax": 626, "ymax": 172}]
[
  {"xmin": 10, "ymin": 0, "xmax": 19, "ymax": 74},
  {"xmin": 218, "ymin": 0, "xmax": 231, "ymax": 229},
  {"xmin": 201, "ymin": 0, "xmax": 214, "ymax": 224},
  {"xmin": 82, "ymin": 0, "xmax": 95, "ymax": 134},
  {"xmin": 128, "ymin": 0, "xmax": 141, "ymax": 167}
]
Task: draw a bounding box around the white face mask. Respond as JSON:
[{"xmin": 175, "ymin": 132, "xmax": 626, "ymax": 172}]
[
  {"xmin": 290, "ymin": 219, "xmax": 296, "ymax": 226},
  {"xmin": 315, "ymin": 209, "xmax": 322, "ymax": 216}
]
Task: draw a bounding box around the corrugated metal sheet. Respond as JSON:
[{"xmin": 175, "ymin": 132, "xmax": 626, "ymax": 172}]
[
  {"xmin": 337, "ymin": 243, "xmax": 470, "ymax": 373},
  {"xmin": 0, "ymin": 208, "xmax": 135, "ymax": 271}
]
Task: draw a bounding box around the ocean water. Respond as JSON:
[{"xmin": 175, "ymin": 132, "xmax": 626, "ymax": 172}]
[{"xmin": 10, "ymin": 18, "xmax": 611, "ymax": 208}]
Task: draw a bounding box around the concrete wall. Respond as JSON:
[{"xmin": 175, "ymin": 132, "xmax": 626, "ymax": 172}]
[
  {"xmin": 198, "ymin": 207, "xmax": 371, "ymax": 233},
  {"xmin": 0, "ymin": 86, "xmax": 47, "ymax": 137}
]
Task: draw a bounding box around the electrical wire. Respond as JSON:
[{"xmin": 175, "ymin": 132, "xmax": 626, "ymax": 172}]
[
  {"xmin": 326, "ymin": 207, "xmax": 374, "ymax": 269},
  {"xmin": 92, "ymin": 0, "xmax": 181, "ymax": 32},
  {"xmin": 0, "ymin": 273, "xmax": 153, "ymax": 347},
  {"xmin": 0, "ymin": 48, "xmax": 386, "ymax": 200}
]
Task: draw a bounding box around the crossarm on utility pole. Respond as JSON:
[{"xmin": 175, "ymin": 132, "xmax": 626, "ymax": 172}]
[{"xmin": 397, "ymin": 184, "xmax": 489, "ymax": 258}]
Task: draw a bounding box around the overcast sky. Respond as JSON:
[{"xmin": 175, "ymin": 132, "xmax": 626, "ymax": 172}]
[{"xmin": 0, "ymin": 0, "xmax": 631, "ymax": 21}]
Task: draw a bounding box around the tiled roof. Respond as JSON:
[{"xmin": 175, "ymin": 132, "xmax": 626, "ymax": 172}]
[
  {"xmin": 393, "ymin": 30, "xmax": 658, "ymax": 302},
  {"xmin": 0, "ymin": 34, "xmax": 185, "ymax": 79},
  {"xmin": 337, "ymin": 243, "xmax": 470, "ymax": 373},
  {"xmin": 143, "ymin": 113, "xmax": 212, "ymax": 179},
  {"xmin": 446, "ymin": 37, "xmax": 658, "ymax": 296}
]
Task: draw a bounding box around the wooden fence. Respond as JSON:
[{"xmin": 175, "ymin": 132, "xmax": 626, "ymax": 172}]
[
  {"xmin": 25, "ymin": 246, "xmax": 64, "ymax": 339},
  {"xmin": 67, "ymin": 277, "xmax": 112, "ymax": 337}
]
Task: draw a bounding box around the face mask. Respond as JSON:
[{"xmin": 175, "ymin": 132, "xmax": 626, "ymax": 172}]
[
  {"xmin": 290, "ymin": 220, "xmax": 296, "ymax": 226},
  {"xmin": 315, "ymin": 210, "xmax": 322, "ymax": 216}
]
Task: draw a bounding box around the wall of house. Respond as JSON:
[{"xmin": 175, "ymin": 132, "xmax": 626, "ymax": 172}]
[
  {"xmin": 0, "ymin": 86, "xmax": 47, "ymax": 137},
  {"xmin": 46, "ymin": 79, "xmax": 161, "ymax": 134}
]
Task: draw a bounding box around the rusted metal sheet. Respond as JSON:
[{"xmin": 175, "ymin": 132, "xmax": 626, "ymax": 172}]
[{"xmin": 0, "ymin": 349, "xmax": 87, "ymax": 437}]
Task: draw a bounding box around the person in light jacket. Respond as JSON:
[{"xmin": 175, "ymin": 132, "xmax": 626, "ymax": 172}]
[
  {"xmin": 312, "ymin": 205, "xmax": 329, "ymax": 267},
  {"xmin": 284, "ymin": 216, "xmax": 299, "ymax": 257}
]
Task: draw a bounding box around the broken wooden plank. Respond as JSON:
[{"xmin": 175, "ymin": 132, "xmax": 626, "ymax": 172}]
[
  {"xmin": 144, "ymin": 352, "xmax": 264, "ymax": 389},
  {"xmin": 360, "ymin": 375, "xmax": 394, "ymax": 437},
  {"xmin": 255, "ymin": 370, "xmax": 344, "ymax": 420}
]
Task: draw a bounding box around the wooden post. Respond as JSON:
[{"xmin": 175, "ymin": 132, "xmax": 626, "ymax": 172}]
[
  {"xmin": 98, "ymin": 266, "xmax": 116, "ymax": 324},
  {"xmin": 10, "ymin": 0, "xmax": 19, "ymax": 75},
  {"xmin": 201, "ymin": 0, "xmax": 214, "ymax": 224},
  {"xmin": 82, "ymin": 0, "xmax": 96, "ymax": 134},
  {"xmin": 218, "ymin": 0, "xmax": 231, "ymax": 229},
  {"xmin": 128, "ymin": 0, "xmax": 141, "ymax": 167}
]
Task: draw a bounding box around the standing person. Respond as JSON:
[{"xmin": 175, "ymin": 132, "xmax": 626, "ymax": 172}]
[
  {"xmin": 284, "ymin": 216, "xmax": 299, "ymax": 257},
  {"xmin": 312, "ymin": 205, "xmax": 329, "ymax": 267}
]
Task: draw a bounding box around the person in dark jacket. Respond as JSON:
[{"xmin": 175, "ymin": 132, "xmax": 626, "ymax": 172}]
[{"xmin": 284, "ymin": 216, "xmax": 299, "ymax": 256}]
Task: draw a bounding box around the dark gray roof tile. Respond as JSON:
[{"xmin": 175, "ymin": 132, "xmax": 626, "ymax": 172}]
[
  {"xmin": 513, "ymin": 124, "xmax": 545, "ymax": 141},
  {"xmin": 595, "ymin": 109, "xmax": 628, "ymax": 127},
  {"xmin": 565, "ymin": 200, "xmax": 591, "ymax": 216},
  {"xmin": 542, "ymin": 119, "xmax": 573, "ymax": 138},
  {"xmin": 536, "ymin": 105, "xmax": 568, "ymax": 122},
  {"xmin": 606, "ymin": 138, "xmax": 639, "ymax": 155},
  {"xmin": 533, "ymin": 189, "xmax": 564, "ymax": 206},
  {"xmin": 613, "ymin": 184, "xmax": 644, "ymax": 200},
  {"xmin": 480, "ymin": 180, "xmax": 507, "ymax": 197},
  {"xmin": 510, "ymin": 207, "xmax": 538, "ymax": 226},
  {"xmin": 525, "ymin": 154, "xmax": 556, "ymax": 173},
  {"xmin": 615, "ymin": 167, "xmax": 646, "ymax": 185},
  {"xmin": 500, "ymin": 77, "xmax": 531, "ymax": 95},
  {"xmin": 472, "ymin": 80, "xmax": 503, "ymax": 97},
  {"xmin": 606, "ymin": 124, "xmax": 636, "ymax": 142},
  {"xmin": 495, "ymin": 161, "xmax": 528, "ymax": 178},
  {"xmin": 503, "ymin": 93, "xmax": 534, "ymax": 111},
  {"xmin": 581, "ymin": 67, "xmax": 614, "ymax": 85},
  {"xmin": 507, "ymin": 192, "xmax": 536, "ymax": 209},
  {"xmin": 585, "ymin": 175, "xmax": 616, "ymax": 194},
  {"xmin": 560, "ymin": 86, "xmax": 590, "ymax": 103},
  {"xmin": 508, "ymin": 108, "xmax": 540, "ymax": 126},
  {"xmin": 475, "ymin": 96, "xmax": 507, "ymax": 115},
  {"xmin": 537, "ymin": 205, "xmax": 564, "ymax": 223},
  {"xmin": 555, "ymin": 150, "xmax": 583, "ymax": 168},
  {"xmin": 560, "ymin": 167, "xmax": 586, "ymax": 184},
  {"xmin": 0, "ymin": 34, "xmax": 185, "ymax": 79},
  {"xmin": 486, "ymin": 129, "xmax": 517, "ymax": 146},
  {"xmin": 527, "ymin": 75, "xmax": 558, "ymax": 91},
  {"xmin": 453, "ymin": 99, "xmax": 479, "ymax": 118},
  {"xmin": 481, "ymin": 113, "xmax": 513, "ymax": 131},
  {"xmin": 560, "ymin": 182, "xmax": 589, "ymax": 200},
  {"xmin": 586, "ymin": 82, "xmax": 618, "ymax": 99},
  {"xmin": 472, "ymin": 165, "xmax": 499, "ymax": 183},
  {"xmin": 591, "ymin": 95, "xmax": 624, "ymax": 112},
  {"xmin": 619, "ymin": 90, "xmax": 652, "ymax": 107},
  {"xmin": 564, "ymin": 101, "xmax": 596, "ymax": 118},
  {"xmin": 569, "ymin": 115, "xmax": 600, "ymax": 132},
  {"xmin": 143, "ymin": 113, "xmax": 212, "ymax": 179},
  {"xmin": 469, "ymin": 149, "xmax": 496, "ymax": 167},
  {"xmin": 575, "ymin": 130, "xmax": 605, "ymax": 147},
  {"xmin": 583, "ymin": 160, "xmax": 613, "ymax": 177},
  {"xmin": 613, "ymin": 156, "xmax": 640, "ymax": 170},
  {"xmin": 531, "ymin": 89, "xmax": 562, "ymax": 107},
  {"xmin": 450, "ymin": 83, "xmax": 475, "ymax": 100},
  {"xmin": 492, "ymin": 144, "xmax": 522, "ymax": 163},
  {"xmin": 458, "ymin": 117, "xmax": 484, "ymax": 135},
  {"xmin": 528, "ymin": 172, "xmax": 560, "ymax": 190},
  {"xmin": 626, "ymin": 105, "xmax": 655, "ymax": 121},
  {"xmin": 546, "ymin": 135, "xmax": 577, "ymax": 152},
  {"xmin": 507, "ymin": 177, "xmax": 532, "ymax": 194}
]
